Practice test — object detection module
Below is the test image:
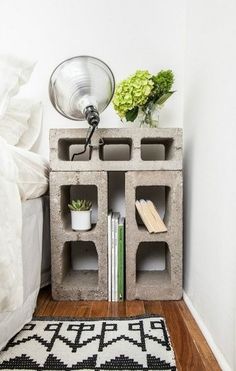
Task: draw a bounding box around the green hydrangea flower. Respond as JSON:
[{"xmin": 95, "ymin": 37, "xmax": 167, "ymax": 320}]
[
  {"xmin": 152, "ymin": 70, "xmax": 174, "ymax": 96},
  {"xmin": 113, "ymin": 70, "xmax": 154, "ymax": 118}
]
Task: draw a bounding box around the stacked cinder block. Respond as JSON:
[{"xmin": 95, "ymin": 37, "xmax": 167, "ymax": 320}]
[
  {"xmin": 50, "ymin": 128, "xmax": 183, "ymax": 301},
  {"xmin": 125, "ymin": 171, "xmax": 183, "ymax": 300},
  {"xmin": 50, "ymin": 128, "xmax": 182, "ymax": 171},
  {"xmin": 50, "ymin": 171, "xmax": 108, "ymax": 300}
]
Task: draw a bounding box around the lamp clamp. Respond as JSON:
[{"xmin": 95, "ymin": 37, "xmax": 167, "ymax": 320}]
[{"xmin": 84, "ymin": 105, "xmax": 100, "ymax": 128}]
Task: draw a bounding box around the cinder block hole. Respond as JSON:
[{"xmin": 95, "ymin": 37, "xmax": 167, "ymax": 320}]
[
  {"xmin": 60, "ymin": 185, "xmax": 98, "ymax": 230},
  {"xmin": 141, "ymin": 143, "xmax": 165, "ymax": 161},
  {"xmin": 58, "ymin": 139, "xmax": 92, "ymax": 161},
  {"xmin": 62, "ymin": 241, "xmax": 98, "ymax": 289},
  {"xmin": 141, "ymin": 138, "xmax": 174, "ymax": 161},
  {"xmin": 99, "ymin": 138, "xmax": 132, "ymax": 161},
  {"xmin": 135, "ymin": 186, "xmax": 170, "ymax": 229},
  {"xmin": 108, "ymin": 172, "xmax": 126, "ymax": 217},
  {"xmin": 136, "ymin": 242, "xmax": 170, "ymax": 287},
  {"xmin": 69, "ymin": 144, "xmax": 92, "ymax": 161}
]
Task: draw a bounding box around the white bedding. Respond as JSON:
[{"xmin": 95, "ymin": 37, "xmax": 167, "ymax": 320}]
[
  {"xmin": 0, "ymin": 137, "xmax": 23, "ymax": 312},
  {"xmin": 0, "ymin": 198, "xmax": 47, "ymax": 350},
  {"xmin": 0, "ymin": 54, "xmax": 50, "ymax": 351},
  {"xmin": 0, "ymin": 137, "xmax": 49, "ymax": 312},
  {"xmin": 0, "ymin": 54, "xmax": 49, "ymax": 313}
]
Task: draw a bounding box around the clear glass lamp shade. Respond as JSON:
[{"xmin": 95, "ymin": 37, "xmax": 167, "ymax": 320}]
[{"xmin": 49, "ymin": 56, "xmax": 115, "ymax": 121}]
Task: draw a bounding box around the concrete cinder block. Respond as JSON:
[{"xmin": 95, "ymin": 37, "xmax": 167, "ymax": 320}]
[
  {"xmin": 49, "ymin": 128, "xmax": 183, "ymax": 302},
  {"xmin": 125, "ymin": 171, "xmax": 183, "ymax": 300},
  {"xmin": 50, "ymin": 171, "xmax": 108, "ymax": 300},
  {"xmin": 50, "ymin": 128, "xmax": 182, "ymax": 172}
]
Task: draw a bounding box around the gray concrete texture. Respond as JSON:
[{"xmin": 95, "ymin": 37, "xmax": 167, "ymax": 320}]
[
  {"xmin": 125, "ymin": 171, "xmax": 183, "ymax": 300},
  {"xmin": 50, "ymin": 171, "xmax": 108, "ymax": 300},
  {"xmin": 50, "ymin": 128, "xmax": 183, "ymax": 171},
  {"xmin": 49, "ymin": 128, "xmax": 183, "ymax": 301}
]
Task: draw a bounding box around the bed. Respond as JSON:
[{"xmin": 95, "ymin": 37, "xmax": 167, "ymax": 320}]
[
  {"xmin": 0, "ymin": 54, "xmax": 50, "ymax": 349},
  {"xmin": 0, "ymin": 197, "xmax": 50, "ymax": 350}
]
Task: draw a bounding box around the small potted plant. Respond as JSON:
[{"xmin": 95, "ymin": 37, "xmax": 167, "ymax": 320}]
[{"xmin": 68, "ymin": 199, "xmax": 92, "ymax": 231}]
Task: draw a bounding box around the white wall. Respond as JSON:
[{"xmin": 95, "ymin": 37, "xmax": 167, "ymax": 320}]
[
  {"xmin": 0, "ymin": 0, "xmax": 185, "ymax": 158},
  {"xmin": 184, "ymin": 0, "xmax": 236, "ymax": 369},
  {"xmin": 0, "ymin": 0, "xmax": 186, "ymax": 274}
]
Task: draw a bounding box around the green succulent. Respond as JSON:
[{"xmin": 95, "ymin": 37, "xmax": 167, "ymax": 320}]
[
  {"xmin": 68, "ymin": 199, "xmax": 92, "ymax": 211},
  {"xmin": 112, "ymin": 70, "xmax": 154, "ymax": 120}
]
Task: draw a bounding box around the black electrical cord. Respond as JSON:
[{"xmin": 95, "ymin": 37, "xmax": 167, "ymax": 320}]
[
  {"xmin": 71, "ymin": 124, "xmax": 96, "ymax": 161},
  {"xmin": 71, "ymin": 105, "xmax": 100, "ymax": 161}
]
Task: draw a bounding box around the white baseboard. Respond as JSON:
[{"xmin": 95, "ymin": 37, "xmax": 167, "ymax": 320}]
[{"xmin": 183, "ymin": 291, "xmax": 233, "ymax": 371}]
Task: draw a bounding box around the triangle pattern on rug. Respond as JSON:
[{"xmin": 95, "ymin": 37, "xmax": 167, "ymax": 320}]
[
  {"xmin": 44, "ymin": 354, "xmax": 67, "ymax": 369},
  {"xmin": 72, "ymin": 355, "xmax": 97, "ymax": 368},
  {"xmin": 0, "ymin": 354, "xmax": 40, "ymax": 369},
  {"xmin": 147, "ymin": 354, "xmax": 176, "ymax": 370},
  {"xmin": 100, "ymin": 354, "xmax": 144, "ymax": 369}
]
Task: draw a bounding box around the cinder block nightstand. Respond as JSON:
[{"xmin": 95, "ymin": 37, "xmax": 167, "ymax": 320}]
[{"xmin": 49, "ymin": 128, "xmax": 183, "ymax": 301}]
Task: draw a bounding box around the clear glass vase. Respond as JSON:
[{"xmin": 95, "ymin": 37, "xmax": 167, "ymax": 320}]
[
  {"xmin": 121, "ymin": 104, "xmax": 160, "ymax": 128},
  {"xmin": 140, "ymin": 104, "xmax": 160, "ymax": 128}
]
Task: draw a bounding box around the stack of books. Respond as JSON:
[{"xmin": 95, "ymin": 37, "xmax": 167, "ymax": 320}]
[
  {"xmin": 135, "ymin": 199, "xmax": 167, "ymax": 233},
  {"xmin": 107, "ymin": 212, "xmax": 125, "ymax": 302}
]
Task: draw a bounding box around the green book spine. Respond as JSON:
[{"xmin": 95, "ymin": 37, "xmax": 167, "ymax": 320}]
[
  {"xmin": 118, "ymin": 221, "xmax": 124, "ymax": 301},
  {"xmin": 121, "ymin": 222, "xmax": 124, "ymax": 300}
]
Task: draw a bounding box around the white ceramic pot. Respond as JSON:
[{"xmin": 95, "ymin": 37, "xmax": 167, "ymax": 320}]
[{"xmin": 71, "ymin": 210, "xmax": 92, "ymax": 231}]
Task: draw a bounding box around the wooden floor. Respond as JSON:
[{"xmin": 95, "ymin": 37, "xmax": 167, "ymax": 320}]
[{"xmin": 35, "ymin": 287, "xmax": 221, "ymax": 371}]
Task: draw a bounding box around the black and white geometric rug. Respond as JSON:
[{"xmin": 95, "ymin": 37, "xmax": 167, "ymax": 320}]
[{"xmin": 0, "ymin": 315, "xmax": 176, "ymax": 370}]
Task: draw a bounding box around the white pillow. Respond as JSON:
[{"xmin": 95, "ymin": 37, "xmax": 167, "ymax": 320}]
[
  {"xmin": 0, "ymin": 54, "xmax": 35, "ymax": 118},
  {"xmin": 17, "ymin": 101, "xmax": 43, "ymax": 150},
  {"xmin": 0, "ymin": 98, "xmax": 43, "ymax": 149},
  {"xmin": 0, "ymin": 99, "xmax": 31, "ymax": 145},
  {"xmin": 8, "ymin": 144, "xmax": 49, "ymax": 201}
]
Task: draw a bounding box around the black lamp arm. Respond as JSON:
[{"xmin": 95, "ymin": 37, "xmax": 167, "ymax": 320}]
[{"xmin": 71, "ymin": 105, "xmax": 99, "ymax": 161}]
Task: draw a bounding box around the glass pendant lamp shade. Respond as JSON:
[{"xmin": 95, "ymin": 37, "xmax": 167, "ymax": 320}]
[{"xmin": 49, "ymin": 55, "xmax": 115, "ymax": 121}]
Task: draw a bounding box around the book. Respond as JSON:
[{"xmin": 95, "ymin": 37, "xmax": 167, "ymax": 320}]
[
  {"xmin": 107, "ymin": 211, "xmax": 112, "ymax": 301},
  {"xmin": 118, "ymin": 217, "xmax": 125, "ymax": 301},
  {"xmin": 146, "ymin": 200, "xmax": 167, "ymax": 233},
  {"xmin": 140, "ymin": 199, "xmax": 161, "ymax": 233},
  {"xmin": 111, "ymin": 212, "xmax": 120, "ymax": 302},
  {"xmin": 111, "ymin": 213, "xmax": 115, "ymax": 301},
  {"xmin": 135, "ymin": 199, "xmax": 167, "ymax": 233},
  {"xmin": 135, "ymin": 200, "xmax": 154, "ymax": 233},
  {"xmin": 114, "ymin": 212, "xmax": 120, "ymax": 302},
  {"xmin": 108, "ymin": 211, "xmax": 124, "ymax": 302}
]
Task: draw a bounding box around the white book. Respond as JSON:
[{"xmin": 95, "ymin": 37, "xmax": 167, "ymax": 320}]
[
  {"xmin": 113, "ymin": 212, "xmax": 120, "ymax": 302},
  {"xmin": 111, "ymin": 213, "xmax": 115, "ymax": 301},
  {"xmin": 118, "ymin": 216, "xmax": 125, "ymax": 301},
  {"xmin": 107, "ymin": 211, "xmax": 112, "ymax": 302}
]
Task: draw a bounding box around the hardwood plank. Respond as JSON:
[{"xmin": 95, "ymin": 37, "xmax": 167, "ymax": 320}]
[
  {"xmin": 177, "ymin": 301, "xmax": 221, "ymax": 371},
  {"xmin": 90, "ymin": 301, "xmax": 109, "ymax": 317},
  {"xmin": 126, "ymin": 300, "xmax": 145, "ymax": 316},
  {"xmin": 34, "ymin": 296, "xmax": 49, "ymax": 316},
  {"xmin": 74, "ymin": 304, "xmax": 91, "ymax": 317},
  {"xmin": 34, "ymin": 287, "xmax": 51, "ymax": 316},
  {"xmin": 144, "ymin": 300, "xmax": 164, "ymax": 316},
  {"xmin": 50, "ymin": 301, "xmax": 80, "ymax": 317},
  {"xmin": 107, "ymin": 302, "xmax": 126, "ymax": 317},
  {"xmin": 40, "ymin": 298, "xmax": 58, "ymax": 317},
  {"xmin": 161, "ymin": 301, "xmax": 207, "ymax": 371}
]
